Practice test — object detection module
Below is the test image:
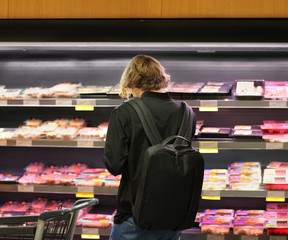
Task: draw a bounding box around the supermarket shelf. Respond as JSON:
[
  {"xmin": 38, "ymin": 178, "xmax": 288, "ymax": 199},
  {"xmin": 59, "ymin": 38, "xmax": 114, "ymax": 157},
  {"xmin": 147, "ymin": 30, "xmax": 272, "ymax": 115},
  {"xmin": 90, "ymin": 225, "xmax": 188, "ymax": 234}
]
[
  {"xmin": 181, "ymin": 228, "xmax": 284, "ymax": 240},
  {"xmin": 0, "ymin": 184, "xmax": 118, "ymax": 195},
  {"xmin": 0, "ymin": 184, "xmax": 287, "ymax": 199},
  {"xmin": 73, "ymin": 226, "xmax": 288, "ymax": 239},
  {"xmin": 1, "ymin": 139, "xmax": 288, "ymax": 150},
  {"xmin": 0, "ymin": 138, "xmax": 105, "ymax": 148},
  {"xmin": 1, "ymin": 42, "xmax": 288, "ymax": 53},
  {"xmin": 0, "ymin": 98, "xmax": 287, "ymax": 108}
]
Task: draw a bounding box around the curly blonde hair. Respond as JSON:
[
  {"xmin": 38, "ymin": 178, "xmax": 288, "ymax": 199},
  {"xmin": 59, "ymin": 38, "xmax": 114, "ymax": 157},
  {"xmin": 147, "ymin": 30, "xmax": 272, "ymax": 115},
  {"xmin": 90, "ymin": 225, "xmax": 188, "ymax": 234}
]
[{"xmin": 119, "ymin": 55, "xmax": 170, "ymax": 99}]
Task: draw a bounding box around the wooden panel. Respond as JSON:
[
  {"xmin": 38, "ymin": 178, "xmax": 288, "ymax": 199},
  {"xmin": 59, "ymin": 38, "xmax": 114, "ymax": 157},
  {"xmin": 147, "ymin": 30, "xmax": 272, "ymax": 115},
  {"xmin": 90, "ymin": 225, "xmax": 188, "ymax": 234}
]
[
  {"xmin": 8, "ymin": 0, "xmax": 161, "ymax": 18},
  {"xmin": 162, "ymin": 0, "xmax": 288, "ymax": 18},
  {"xmin": 0, "ymin": 0, "xmax": 8, "ymax": 18}
]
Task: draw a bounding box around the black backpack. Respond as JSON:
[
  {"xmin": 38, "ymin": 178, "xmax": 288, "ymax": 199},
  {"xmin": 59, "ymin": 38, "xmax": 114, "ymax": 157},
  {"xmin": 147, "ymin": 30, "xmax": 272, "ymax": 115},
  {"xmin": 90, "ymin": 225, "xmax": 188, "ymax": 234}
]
[{"xmin": 127, "ymin": 97, "xmax": 205, "ymax": 231}]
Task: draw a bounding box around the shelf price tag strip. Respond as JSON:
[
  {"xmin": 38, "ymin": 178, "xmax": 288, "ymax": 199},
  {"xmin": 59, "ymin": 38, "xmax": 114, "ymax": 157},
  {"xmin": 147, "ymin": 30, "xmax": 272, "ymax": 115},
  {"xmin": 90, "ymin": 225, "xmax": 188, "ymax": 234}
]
[
  {"xmin": 77, "ymin": 141, "xmax": 94, "ymax": 148},
  {"xmin": 76, "ymin": 186, "xmax": 94, "ymax": 198},
  {"xmin": 16, "ymin": 139, "xmax": 32, "ymax": 146},
  {"xmin": 241, "ymin": 236, "xmax": 259, "ymax": 240},
  {"xmin": 269, "ymin": 236, "xmax": 287, "ymax": 240},
  {"xmin": 0, "ymin": 139, "xmax": 7, "ymax": 146},
  {"xmin": 23, "ymin": 99, "xmax": 40, "ymax": 106},
  {"xmin": 266, "ymin": 191, "xmax": 285, "ymax": 202},
  {"xmin": 56, "ymin": 99, "xmax": 73, "ymax": 106},
  {"xmin": 199, "ymin": 142, "xmax": 218, "ymax": 153},
  {"xmin": 207, "ymin": 234, "xmax": 224, "ymax": 240},
  {"xmin": 81, "ymin": 228, "xmax": 100, "ymax": 239},
  {"xmin": 266, "ymin": 142, "xmax": 284, "ymax": 150},
  {"xmin": 202, "ymin": 190, "xmax": 221, "ymax": 200},
  {"xmin": 17, "ymin": 185, "xmax": 34, "ymax": 192},
  {"xmin": 0, "ymin": 100, "xmax": 7, "ymax": 106},
  {"xmin": 269, "ymin": 101, "xmax": 287, "ymax": 108},
  {"xmin": 199, "ymin": 100, "xmax": 218, "ymax": 112}
]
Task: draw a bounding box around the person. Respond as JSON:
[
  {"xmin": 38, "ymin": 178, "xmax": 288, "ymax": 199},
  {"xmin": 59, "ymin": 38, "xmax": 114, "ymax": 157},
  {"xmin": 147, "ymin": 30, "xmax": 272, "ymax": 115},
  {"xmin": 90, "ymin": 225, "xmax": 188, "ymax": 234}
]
[{"xmin": 103, "ymin": 55, "xmax": 197, "ymax": 240}]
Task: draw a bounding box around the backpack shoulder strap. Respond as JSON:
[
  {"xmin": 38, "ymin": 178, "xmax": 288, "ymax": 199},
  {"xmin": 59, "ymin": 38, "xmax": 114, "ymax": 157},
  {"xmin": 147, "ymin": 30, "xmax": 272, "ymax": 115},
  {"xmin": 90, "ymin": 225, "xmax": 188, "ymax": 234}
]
[
  {"xmin": 126, "ymin": 98, "xmax": 162, "ymax": 145},
  {"xmin": 175, "ymin": 102, "xmax": 194, "ymax": 145}
]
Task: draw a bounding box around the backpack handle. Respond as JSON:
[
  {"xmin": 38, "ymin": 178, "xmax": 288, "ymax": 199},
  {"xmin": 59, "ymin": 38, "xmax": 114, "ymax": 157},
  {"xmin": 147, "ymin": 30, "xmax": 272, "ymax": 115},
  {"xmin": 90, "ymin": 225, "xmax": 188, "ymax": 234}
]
[{"xmin": 162, "ymin": 135, "xmax": 190, "ymax": 146}]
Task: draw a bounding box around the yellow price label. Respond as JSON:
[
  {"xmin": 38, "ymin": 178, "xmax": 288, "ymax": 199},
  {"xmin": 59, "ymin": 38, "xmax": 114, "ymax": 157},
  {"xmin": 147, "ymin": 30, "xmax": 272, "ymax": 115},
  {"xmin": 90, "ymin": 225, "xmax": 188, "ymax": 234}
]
[
  {"xmin": 199, "ymin": 107, "xmax": 218, "ymax": 112},
  {"xmin": 202, "ymin": 190, "xmax": 221, "ymax": 200},
  {"xmin": 199, "ymin": 142, "xmax": 218, "ymax": 153},
  {"xmin": 266, "ymin": 197, "xmax": 285, "ymax": 202},
  {"xmin": 75, "ymin": 105, "xmax": 94, "ymax": 111},
  {"xmin": 76, "ymin": 193, "xmax": 95, "ymax": 198},
  {"xmin": 81, "ymin": 234, "xmax": 100, "ymax": 239}
]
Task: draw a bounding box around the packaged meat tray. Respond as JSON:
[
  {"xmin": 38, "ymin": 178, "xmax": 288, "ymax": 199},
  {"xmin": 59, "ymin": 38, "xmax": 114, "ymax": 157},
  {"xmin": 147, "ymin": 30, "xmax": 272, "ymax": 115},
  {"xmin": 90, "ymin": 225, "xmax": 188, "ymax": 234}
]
[
  {"xmin": 25, "ymin": 162, "xmax": 45, "ymax": 174},
  {"xmin": 203, "ymin": 209, "xmax": 234, "ymax": 217},
  {"xmin": 80, "ymin": 213, "xmax": 113, "ymax": 228},
  {"xmin": 229, "ymin": 162, "xmax": 261, "ymax": 169},
  {"xmin": 0, "ymin": 201, "xmax": 20, "ymax": 213},
  {"xmin": 235, "ymin": 210, "xmax": 265, "ymax": 217},
  {"xmin": 59, "ymin": 173, "xmax": 77, "ymax": 186},
  {"xmin": 264, "ymin": 81, "xmax": 288, "ymax": 100},
  {"xmin": 267, "ymin": 161, "xmax": 288, "ymax": 169},
  {"xmin": 199, "ymin": 127, "xmax": 232, "ymax": 138},
  {"xmin": 202, "ymin": 181, "xmax": 227, "ymax": 190},
  {"xmin": 204, "ymin": 169, "xmax": 228, "ymax": 176},
  {"xmin": 51, "ymin": 82, "xmax": 79, "ymax": 98},
  {"xmin": 264, "ymin": 168, "xmax": 288, "ymax": 176},
  {"xmin": 262, "ymin": 134, "xmax": 288, "ymax": 143},
  {"xmin": 234, "ymin": 79, "xmax": 265, "ymax": 100},
  {"xmin": 0, "ymin": 89, "xmax": 22, "ymax": 99},
  {"xmin": 103, "ymin": 178, "xmax": 120, "ymax": 187},
  {"xmin": 229, "ymin": 167, "xmax": 261, "ymax": 176},
  {"xmin": 267, "ymin": 203, "xmax": 288, "ymax": 211},
  {"xmin": 18, "ymin": 174, "xmax": 37, "ymax": 185},
  {"xmin": 0, "ymin": 174, "xmax": 20, "ymax": 184},
  {"xmin": 78, "ymin": 127, "xmax": 103, "ymax": 138},
  {"xmin": 22, "ymin": 87, "xmax": 43, "ymax": 98},
  {"xmin": 232, "ymin": 129, "xmax": 262, "ymax": 139},
  {"xmin": 233, "ymin": 217, "xmax": 266, "ymax": 235},
  {"xmin": 168, "ymin": 82, "xmax": 204, "ymax": 99},
  {"xmin": 31, "ymin": 197, "xmax": 48, "ymax": 213},
  {"xmin": 200, "ymin": 216, "xmax": 233, "ymax": 234},
  {"xmin": 266, "ymin": 211, "xmax": 288, "ymax": 219},
  {"xmin": 74, "ymin": 177, "xmax": 103, "ymax": 187},
  {"xmin": 12, "ymin": 201, "xmax": 31, "ymax": 214},
  {"xmin": 260, "ymin": 124, "xmax": 288, "ymax": 134},
  {"xmin": 266, "ymin": 219, "xmax": 288, "ymax": 235},
  {"xmin": 78, "ymin": 85, "xmax": 113, "ymax": 98},
  {"xmin": 230, "ymin": 182, "xmax": 260, "ymax": 190},
  {"xmin": 0, "ymin": 130, "xmax": 15, "ymax": 139},
  {"xmin": 198, "ymin": 82, "xmax": 233, "ymax": 99}
]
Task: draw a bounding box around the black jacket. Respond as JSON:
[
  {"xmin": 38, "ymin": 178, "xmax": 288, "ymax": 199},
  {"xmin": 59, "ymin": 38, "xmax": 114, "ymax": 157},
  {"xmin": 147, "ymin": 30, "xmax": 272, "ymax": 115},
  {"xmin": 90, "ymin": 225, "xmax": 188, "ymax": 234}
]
[{"xmin": 103, "ymin": 91, "xmax": 196, "ymax": 224}]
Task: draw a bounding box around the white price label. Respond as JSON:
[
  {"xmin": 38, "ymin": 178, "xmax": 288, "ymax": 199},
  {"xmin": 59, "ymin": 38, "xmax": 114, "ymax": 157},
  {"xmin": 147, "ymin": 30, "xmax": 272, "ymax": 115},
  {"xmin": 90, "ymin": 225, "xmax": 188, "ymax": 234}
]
[
  {"xmin": 200, "ymin": 100, "xmax": 218, "ymax": 108},
  {"xmin": 56, "ymin": 99, "xmax": 72, "ymax": 106},
  {"xmin": 202, "ymin": 190, "xmax": 221, "ymax": 197},
  {"xmin": 269, "ymin": 236, "xmax": 287, "ymax": 240},
  {"xmin": 267, "ymin": 191, "xmax": 285, "ymax": 198},
  {"xmin": 77, "ymin": 186, "xmax": 94, "ymax": 193},
  {"xmin": 266, "ymin": 142, "xmax": 284, "ymax": 149},
  {"xmin": 82, "ymin": 228, "xmax": 99, "ymax": 235},
  {"xmin": 18, "ymin": 185, "xmax": 34, "ymax": 192},
  {"xmin": 269, "ymin": 101, "xmax": 287, "ymax": 108},
  {"xmin": 0, "ymin": 100, "xmax": 7, "ymax": 106},
  {"xmin": 76, "ymin": 99, "xmax": 96, "ymax": 106},
  {"xmin": 16, "ymin": 139, "xmax": 32, "ymax": 146},
  {"xmin": 241, "ymin": 236, "xmax": 258, "ymax": 240},
  {"xmin": 207, "ymin": 234, "xmax": 224, "ymax": 240},
  {"xmin": 0, "ymin": 139, "xmax": 7, "ymax": 146},
  {"xmin": 77, "ymin": 141, "xmax": 94, "ymax": 147},
  {"xmin": 23, "ymin": 99, "xmax": 39, "ymax": 106}
]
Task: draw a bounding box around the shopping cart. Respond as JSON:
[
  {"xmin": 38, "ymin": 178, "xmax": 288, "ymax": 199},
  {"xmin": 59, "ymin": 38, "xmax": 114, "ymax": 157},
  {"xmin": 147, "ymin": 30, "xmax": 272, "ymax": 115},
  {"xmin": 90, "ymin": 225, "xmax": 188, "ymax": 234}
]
[{"xmin": 0, "ymin": 198, "xmax": 99, "ymax": 240}]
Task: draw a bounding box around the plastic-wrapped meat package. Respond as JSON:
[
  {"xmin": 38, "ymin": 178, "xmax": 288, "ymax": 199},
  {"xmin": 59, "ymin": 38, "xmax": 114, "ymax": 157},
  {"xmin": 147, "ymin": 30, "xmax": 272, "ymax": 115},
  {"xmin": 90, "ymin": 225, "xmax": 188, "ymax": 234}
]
[
  {"xmin": 33, "ymin": 174, "xmax": 47, "ymax": 185},
  {"xmin": 74, "ymin": 177, "xmax": 103, "ymax": 187},
  {"xmin": 263, "ymin": 164, "xmax": 288, "ymax": 190},
  {"xmin": 233, "ymin": 216, "xmax": 266, "ymax": 235},
  {"xmin": 43, "ymin": 171, "xmax": 63, "ymax": 185},
  {"xmin": 0, "ymin": 89, "xmax": 22, "ymax": 99},
  {"xmin": 69, "ymin": 118, "xmax": 86, "ymax": 128},
  {"xmin": 58, "ymin": 127, "xmax": 79, "ymax": 140},
  {"xmin": 25, "ymin": 118, "xmax": 43, "ymax": 127},
  {"xmin": 68, "ymin": 163, "xmax": 88, "ymax": 174},
  {"xmin": 14, "ymin": 126, "xmax": 32, "ymax": 139},
  {"xmin": 18, "ymin": 174, "xmax": 37, "ymax": 185},
  {"xmin": 52, "ymin": 82, "xmax": 78, "ymax": 98},
  {"xmin": 202, "ymin": 169, "xmax": 228, "ymax": 190},
  {"xmin": 25, "ymin": 162, "xmax": 45, "ymax": 174},
  {"xmin": 31, "ymin": 198, "xmax": 48, "ymax": 213},
  {"xmin": 78, "ymin": 127, "xmax": 102, "ymax": 138},
  {"xmin": 60, "ymin": 173, "xmax": 77, "ymax": 186},
  {"xmin": 204, "ymin": 209, "xmax": 234, "ymax": 217},
  {"xmin": 80, "ymin": 213, "xmax": 113, "ymax": 228},
  {"xmin": 235, "ymin": 210, "xmax": 265, "ymax": 217},
  {"xmin": 12, "ymin": 201, "xmax": 31, "ymax": 215},
  {"xmin": 0, "ymin": 201, "xmax": 20, "ymax": 213},
  {"xmin": 22, "ymin": 87, "xmax": 42, "ymax": 98},
  {"xmin": 38, "ymin": 88, "xmax": 54, "ymax": 98},
  {"xmin": 44, "ymin": 200, "xmax": 61, "ymax": 211},
  {"xmin": 200, "ymin": 216, "xmax": 233, "ymax": 234}
]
